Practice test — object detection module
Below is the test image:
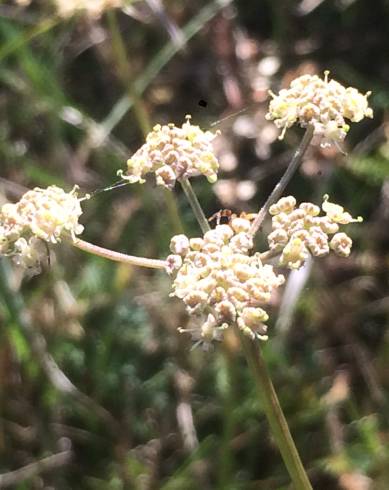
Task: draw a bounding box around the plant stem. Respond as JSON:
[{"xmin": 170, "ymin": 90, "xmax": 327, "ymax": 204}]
[
  {"xmin": 72, "ymin": 238, "xmax": 166, "ymax": 270},
  {"xmin": 237, "ymin": 329, "xmax": 312, "ymax": 490},
  {"xmin": 163, "ymin": 188, "xmax": 185, "ymax": 234},
  {"xmin": 218, "ymin": 344, "xmax": 237, "ymax": 489},
  {"xmin": 179, "ymin": 177, "xmax": 210, "ymax": 234},
  {"xmin": 259, "ymin": 249, "xmax": 281, "ymax": 263},
  {"xmin": 250, "ymin": 125, "xmax": 314, "ymax": 237},
  {"xmin": 107, "ymin": 10, "xmax": 151, "ymax": 137}
]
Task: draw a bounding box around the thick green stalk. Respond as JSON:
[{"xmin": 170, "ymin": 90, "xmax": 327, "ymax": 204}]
[
  {"xmin": 237, "ymin": 330, "xmax": 313, "ymax": 490},
  {"xmin": 179, "ymin": 177, "xmax": 210, "ymax": 234},
  {"xmin": 250, "ymin": 125, "xmax": 314, "ymax": 236}
]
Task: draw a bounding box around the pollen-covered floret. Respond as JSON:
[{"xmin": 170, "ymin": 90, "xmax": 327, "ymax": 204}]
[
  {"xmin": 119, "ymin": 115, "xmax": 220, "ymax": 189},
  {"xmin": 267, "ymin": 195, "xmax": 362, "ymax": 269},
  {"xmin": 167, "ymin": 216, "xmax": 285, "ymax": 346},
  {"xmin": 0, "ymin": 185, "xmax": 85, "ymax": 275},
  {"xmin": 266, "ymin": 71, "xmax": 373, "ymax": 147}
]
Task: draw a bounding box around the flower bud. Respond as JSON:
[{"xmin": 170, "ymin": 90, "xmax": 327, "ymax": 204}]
[
  {"xmin": 170, "ymin": 234, "xmax": 190, "ymax": 255},
  {"xmin": 330, "ymin": 232, "xmax": 353, "ymax": 257}
]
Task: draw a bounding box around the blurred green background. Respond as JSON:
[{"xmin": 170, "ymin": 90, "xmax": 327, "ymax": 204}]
[{"xmin": 1, "ymin": 0, "xmax": 389, "ymax": 488}]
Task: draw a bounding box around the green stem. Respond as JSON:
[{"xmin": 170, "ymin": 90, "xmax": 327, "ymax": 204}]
[
  {"xmin": 218, "ymin": 345, "xmax": 237, "ymax": 489},
  {"xmin": 107, "ymin": 10, "xmax": 151, "ymax": 138},
  {"xmin": 179, "ymin": 177, "xmax": 210, "ymax": 234},
  {"xmin": 250, "ymin": 125, "xmax": 314, "ymax": 237},
  {"xmin": 237, "ymin": 330, "xmax": 312, "ymax": 490},
  {"xmin": 72, "ymin": 238, "xmax": 166, "ymax": 270},
  {"xmin": 163, "ymin": 188, "xmax": 185, "ymax": 234},
  {"xmin": 259, "ymin": 249, "xmax": 281, "ymax": 263}
]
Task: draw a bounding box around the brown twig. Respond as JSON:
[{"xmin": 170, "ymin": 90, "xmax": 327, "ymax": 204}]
[{"xmin": 0, "ymin": 450, "xmax": 72, "ymax": 488}]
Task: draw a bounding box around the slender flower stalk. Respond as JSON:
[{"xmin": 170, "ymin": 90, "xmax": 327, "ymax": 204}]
[
  {"xmin": 237, "ymin": 327, "xmax": 313, "ymax": 490},
  {"xmin": 250, "ymin": 125, "xmax": 314, "ymax": 236},
  {"xmin": 259, "ymin": 248, "xmax": 281, "ymax": 263},
  {"xmin": 179, "ymin": 177, "xmax": 211, "ymax": 234},
  {"xmin": 72, "ymin": 238, "xmax": 166, "ymax": 270}
]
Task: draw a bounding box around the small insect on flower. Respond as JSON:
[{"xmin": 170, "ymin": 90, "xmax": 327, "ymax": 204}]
[
  {"xmin": 208, "ymin": 210, "xmax": 258, "ymax": 226},
  {"xmin": 208, "ymin": 209, "xmax": 234, "ymax": 226},
  {"xmin": 168, "ymin": 216, "xmax": 285, "ymax": 347}
]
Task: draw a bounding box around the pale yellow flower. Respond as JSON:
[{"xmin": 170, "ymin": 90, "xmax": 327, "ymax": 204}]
[
  {"xmin": 168, "ymin": 216, "xmax": 285, "ymax": 346},
  {"xmin": 268, "ymin": 195, "xmax": 362, "ymax": 269},
  {"xmin": 54, "ymin": 0, "xmax": 123, "ymax": 18},
  {"xmin": 119, "ymin": 116, "xmax": 220, "ymax": 189},
  {"xmin": 266, "ymin": 72, "xmax": 373, "ymax": 147},
  {"xmin": 0, "ymin": 186, "xmax": 85, "ymax": 275}
]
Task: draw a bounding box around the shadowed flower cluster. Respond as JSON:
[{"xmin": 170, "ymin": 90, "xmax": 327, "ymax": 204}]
[
  {"xmin": 267, "ymin": 195, "xmax": 362, "ymax": 269},
  {"xmin": 119, "ymin": 115, "xmax": 220, "ymax": 189},
  {"xmin": 0, "ymin": 186, "xmax": 84, "ymax": 275},
  {"xmin": 166, "ymin": 216, "xmax": 285, "ymax": 346},
  {"xmin": 266, "ymin": 72, "xmax": 373, "ymax": 147}
]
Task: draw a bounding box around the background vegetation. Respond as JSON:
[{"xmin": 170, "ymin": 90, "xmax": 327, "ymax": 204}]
[{"xmin": 1, "ymin": 0, "xmax": 389, "ymax": 488}]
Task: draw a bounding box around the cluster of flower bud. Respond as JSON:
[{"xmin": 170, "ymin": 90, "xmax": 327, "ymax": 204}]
[
  {"xmin": 266, "ymin": 71, "xmax": 373, "ymax": 147},
  {"xmin": 119, "ymin": 115, "xmax": 219, "ymax": 189},
  {"xmin": 267, "ymin": 195, "xmax": 362, "ymax": 269},
  {"xmin": 0, "ymin": 186, "xmax": 84, "ymax": 275},
  {"xmin": 166, "ymin": 216, "xmax": 285, "ymax": 346}
]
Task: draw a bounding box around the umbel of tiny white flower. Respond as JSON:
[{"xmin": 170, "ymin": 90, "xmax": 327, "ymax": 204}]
[
  {"xmin": 266, "ymin": 71, "xmax": 373, "ymax": 147},
  {"xmin": 166, "ymin": 216, "xmax": 285, "ymax": 347},
  {"xmin": 118, "ymin": 115, "xmax": 220, "ymax": 189},
  {"xmin": 0, "ymin": 185, "xmax": 85, "ymax": 275},
  {"xmin": 267, "ymin": 195, "xmax": 362, "ymax": 269},
  {"xmin": 54, "ymin": 0, "xmax": 123, "ymax": 18}
]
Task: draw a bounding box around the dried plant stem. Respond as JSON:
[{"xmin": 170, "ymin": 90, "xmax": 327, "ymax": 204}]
[
  {"xmin": 179, "ymin": 177, "xmax": 211, "ymax": 234},
  {"xmin": 237, "ymin": 329, "xmax": 312, "ymax": 490},
  {"xmin": 0, "ymin": 450, "xmax": 72, "ymax": 488},
  {"xmin": 72, "ymin": 238, "xmax": 166, "ymax": 270},
  {"xmin": 250, "ymin": 125, "xmax": 314, "ymax": 236}
]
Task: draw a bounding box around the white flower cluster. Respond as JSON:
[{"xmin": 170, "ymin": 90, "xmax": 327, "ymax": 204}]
[
  {"xmin": 166, "ymin": 217, "xmax": 285, "ymax": 346},
  {"xmin": 266, "ymin": 72, "xmax": 373, "ymax": 147},
  {"xmin": 0, "ymin": 186, "xmax": 84, "ymax": 275},
  {"xmin": 119, "ymin": 116, "xmax": 220, "ymax": 189},
  {"xmin": 267, "ymin": 195, "xmax": 362, "ymax": 269},
  {"xmin": 54, "ymin": 0, "xmax": 123, "ymax": 18}
]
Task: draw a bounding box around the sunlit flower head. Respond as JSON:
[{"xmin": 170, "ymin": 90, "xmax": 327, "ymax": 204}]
[
  {"xmin": 119, "ymin": 116, "xmax": 220, "ymax": 189},
  {"xmin": 268, "ymin": 195, "xmax": 362, "ymax": 269},
  {"xmin": 167, "ymin": 216, "xmax": 285, "ymax": 347},
  {"xmin": 54, "ymin": 0, "xmax": 123, "ymax": 18},
  {"xmin": 266, "ymin": 71, "xmax": 373, "ymax": 147},
  {"xmin": 0, "ymin": 186, "xmax": 85, "ymax": 275}
]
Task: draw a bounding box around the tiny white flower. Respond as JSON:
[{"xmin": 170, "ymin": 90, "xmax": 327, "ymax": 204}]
[{"xmin": 266, "ymin": 71, "xmax": 373, "ymax": 147}]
